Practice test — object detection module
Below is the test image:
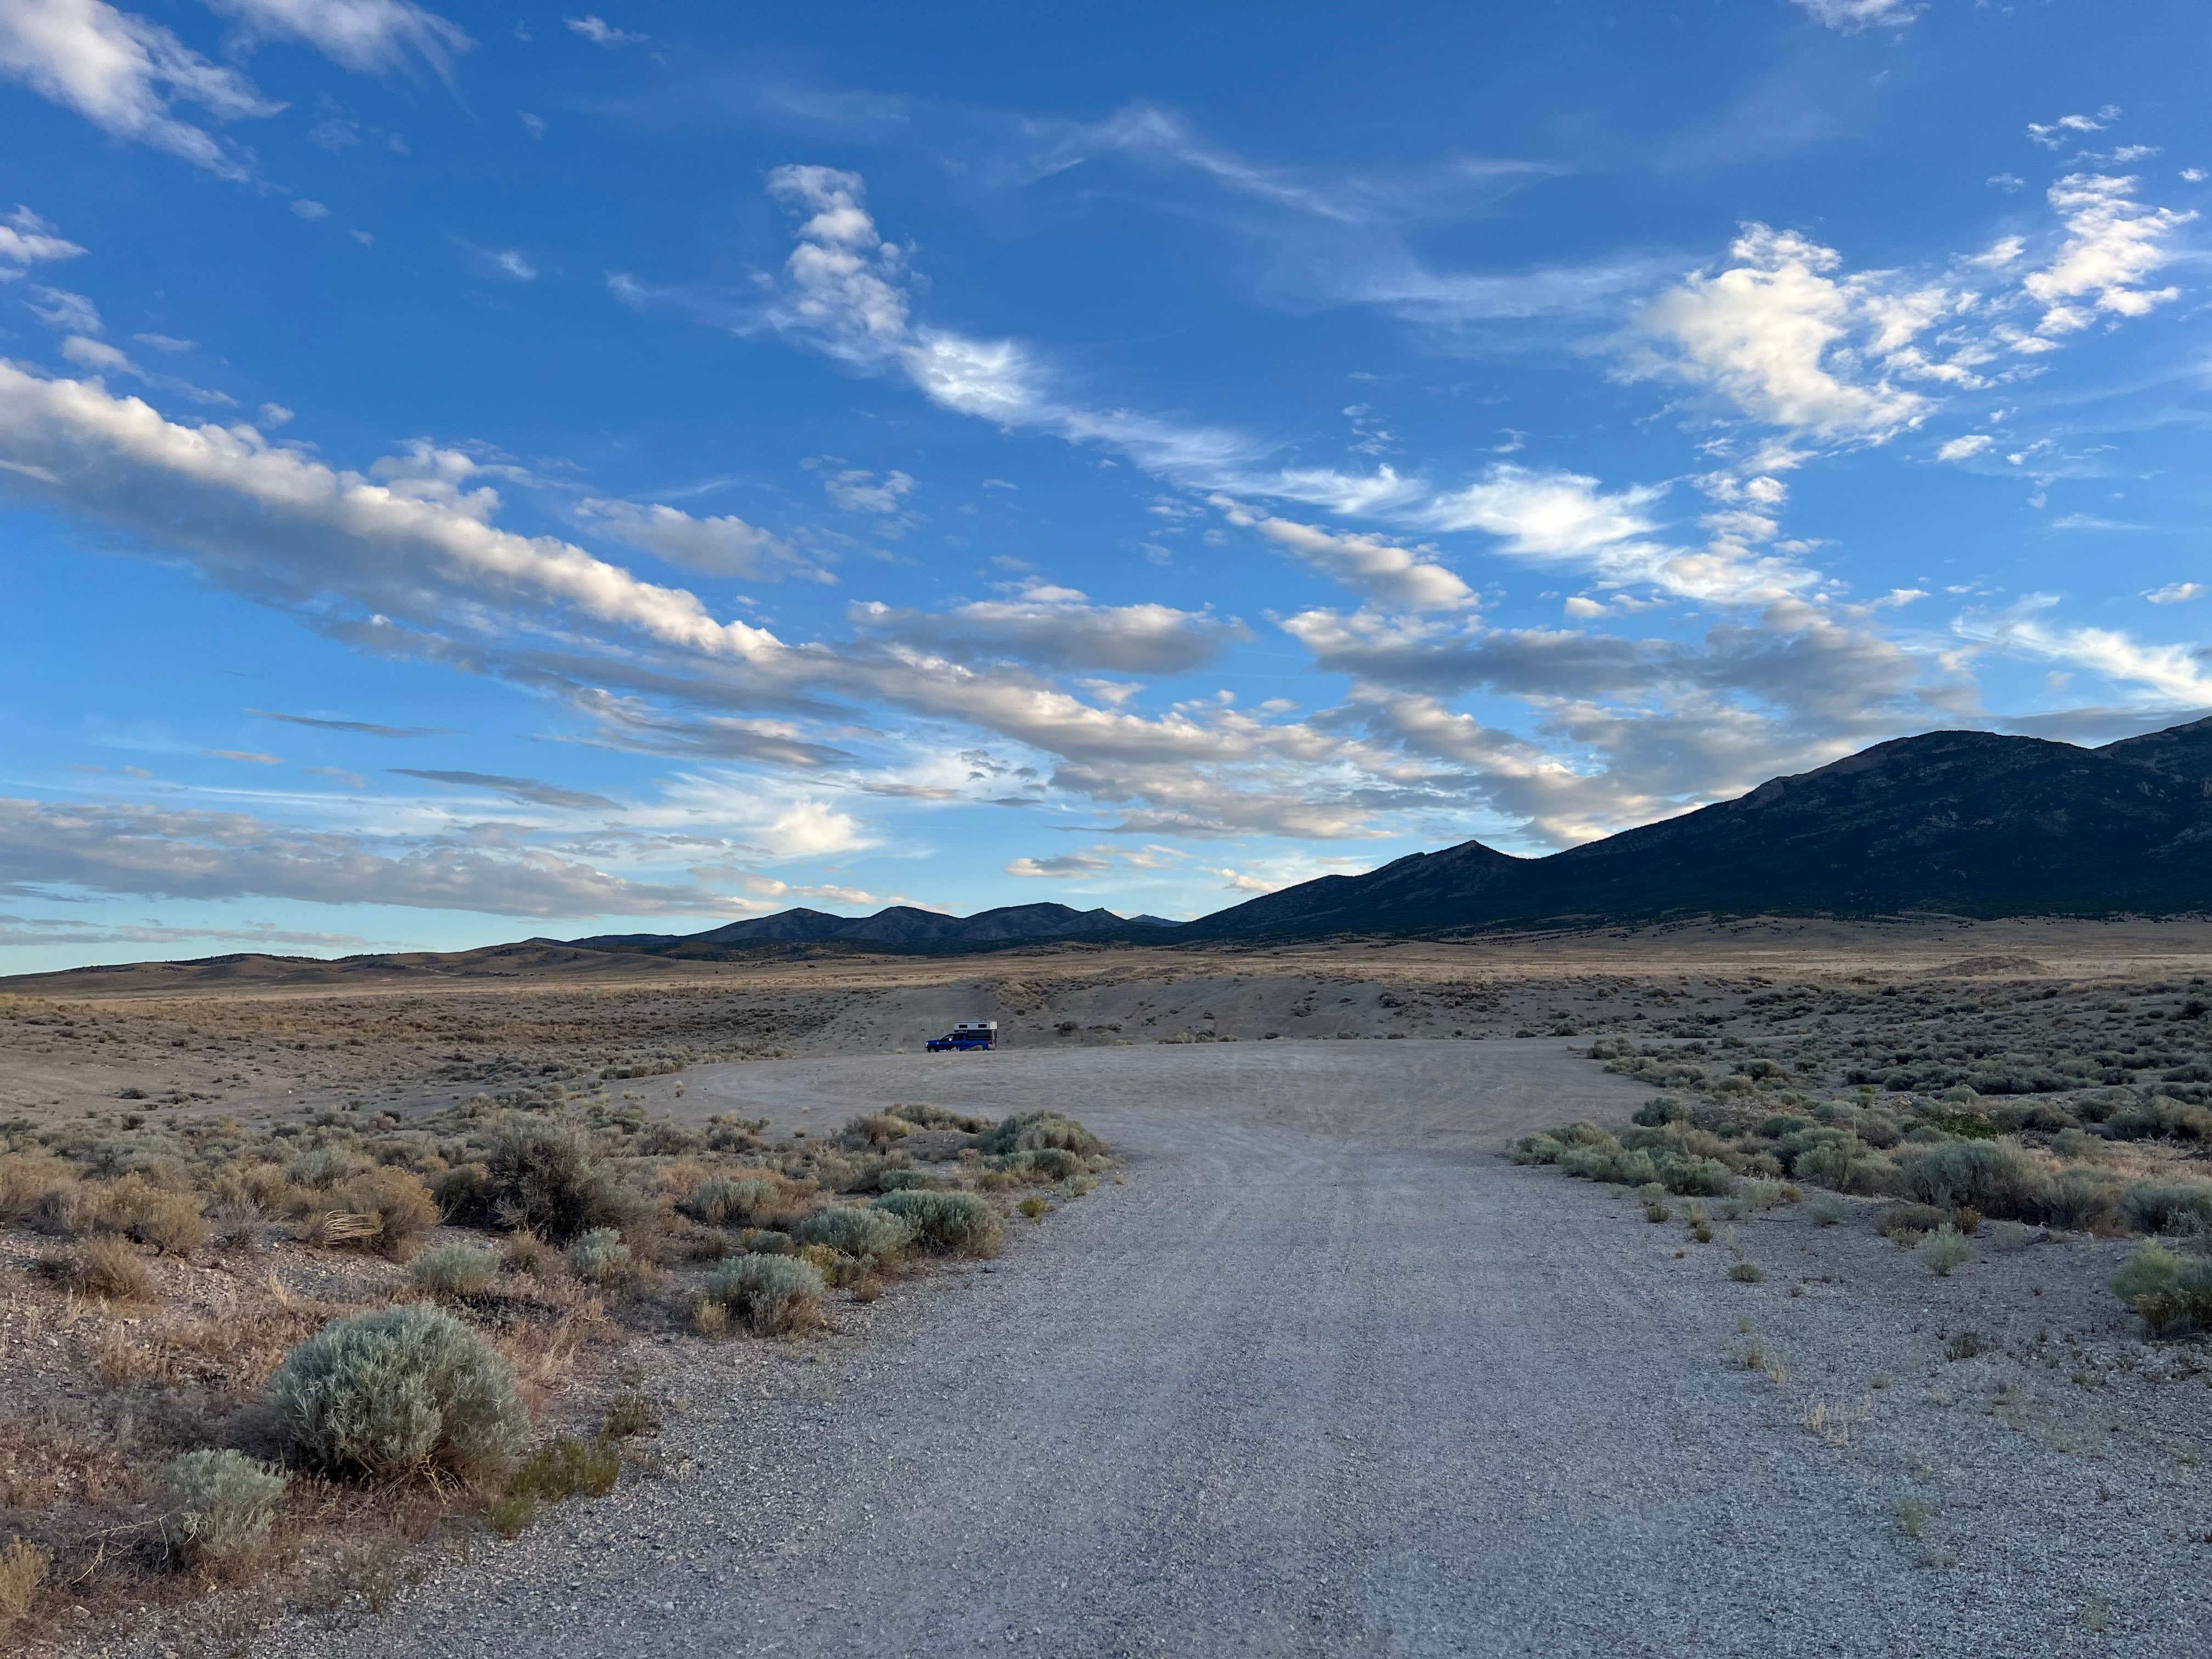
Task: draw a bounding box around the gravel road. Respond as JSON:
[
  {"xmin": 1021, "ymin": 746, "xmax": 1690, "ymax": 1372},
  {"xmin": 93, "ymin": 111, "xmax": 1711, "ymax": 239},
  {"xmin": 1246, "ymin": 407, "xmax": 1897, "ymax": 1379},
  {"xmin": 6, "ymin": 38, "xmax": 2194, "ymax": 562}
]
[{"xmin": 256, "ymin": 1040, "xmax": 2205, "ymax": 1658}]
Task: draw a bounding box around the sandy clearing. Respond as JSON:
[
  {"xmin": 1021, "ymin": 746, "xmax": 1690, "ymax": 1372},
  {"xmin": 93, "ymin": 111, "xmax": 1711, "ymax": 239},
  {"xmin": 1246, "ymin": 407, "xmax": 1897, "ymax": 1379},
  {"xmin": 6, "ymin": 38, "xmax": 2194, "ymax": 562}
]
[{"xmin": 240, "ymin": 1041, "xmax": 2201, "ymax": 1658}]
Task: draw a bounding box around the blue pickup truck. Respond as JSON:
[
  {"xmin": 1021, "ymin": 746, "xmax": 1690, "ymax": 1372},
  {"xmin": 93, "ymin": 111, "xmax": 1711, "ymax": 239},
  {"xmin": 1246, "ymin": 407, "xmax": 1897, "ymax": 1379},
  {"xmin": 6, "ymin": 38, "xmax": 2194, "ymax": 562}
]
[{"xmin": 926, "ymin": 1020, "xmax": 998, "ymax": 1052}]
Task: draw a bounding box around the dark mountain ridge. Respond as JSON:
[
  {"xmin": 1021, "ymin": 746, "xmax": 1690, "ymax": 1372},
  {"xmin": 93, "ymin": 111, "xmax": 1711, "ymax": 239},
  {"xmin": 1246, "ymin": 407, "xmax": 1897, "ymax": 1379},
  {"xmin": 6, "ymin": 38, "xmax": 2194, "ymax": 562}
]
[
  {"xmin": 1185, "ymin": 717, "xmax": 2212, "ymax": 939},
  {"xmin": 563, "ymin": 901, "xmax": 1176, "ymax": 960}
]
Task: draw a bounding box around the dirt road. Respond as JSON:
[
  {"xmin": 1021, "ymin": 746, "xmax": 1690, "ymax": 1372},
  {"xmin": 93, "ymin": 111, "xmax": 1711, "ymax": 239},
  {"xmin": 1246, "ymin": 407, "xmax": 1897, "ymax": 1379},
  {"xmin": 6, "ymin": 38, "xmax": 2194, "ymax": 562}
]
[{"xmin": 256, "ymin": 1040, "xmax": 2202, "ymax": 1658}]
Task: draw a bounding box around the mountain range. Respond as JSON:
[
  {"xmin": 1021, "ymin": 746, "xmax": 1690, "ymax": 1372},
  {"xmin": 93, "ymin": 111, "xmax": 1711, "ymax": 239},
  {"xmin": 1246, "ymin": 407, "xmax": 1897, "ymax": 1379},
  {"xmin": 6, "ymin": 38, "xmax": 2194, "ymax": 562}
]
[
  {"xmin": 560, "ymin": 904, "xmax": 1181, "ymax": 957},
  {"xmin": 1181, "ymin": 716, "xmax": 2212, "ymax": 938}
]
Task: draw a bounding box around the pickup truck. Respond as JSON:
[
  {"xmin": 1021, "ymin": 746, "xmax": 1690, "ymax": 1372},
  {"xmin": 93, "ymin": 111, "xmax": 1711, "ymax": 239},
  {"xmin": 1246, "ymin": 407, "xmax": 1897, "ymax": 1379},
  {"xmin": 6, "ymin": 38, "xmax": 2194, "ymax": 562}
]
[{"xmin": 926, "ymin": 1020, "xmax": 997, "ymax": 1052}]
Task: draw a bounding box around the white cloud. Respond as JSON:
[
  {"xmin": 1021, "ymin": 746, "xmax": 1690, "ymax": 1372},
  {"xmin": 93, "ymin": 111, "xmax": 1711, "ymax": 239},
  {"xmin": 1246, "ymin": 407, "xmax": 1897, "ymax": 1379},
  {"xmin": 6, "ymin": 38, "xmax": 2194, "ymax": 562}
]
[
  {"xmin": 818, "ymin": 465, "xmax": 915, "ymax": 514},
  {"xmin": 2028, "ymin": 107, "xmax": 2120, "ymax": 150},
  {"xmin": 136, "ymin": 331, "xmax": 195, "ymax": 352},
  {"xmin": 58, "ymin": 334, "xmax": 237, "ymax": 405},
  {"xmin": 1620, "ymin": 224, "xmax": 1953, "ymax": 442},
  {"xmin": 2183, "ymin": 168, "xmax": 2208, "ymax": 185},
  {"xmin": 1790, "ymin": 0, "xmax": 1920, "ymax": 29},
  {"xmin": 0, "ymin": 0, "xmax": 280, "ymax": 182},
  {"xmin": 202, "ymin": 0, "xmax": 471, "ymax": 77},
  {"xmin": 0, "ymin": 206, "xmax": 86, "ymax": 277},
  {"xmin": 574, "ymin": 497, "xmax": 812, "ymax": 582},
  {"xmin": 851, "ymin": 583, "xmax": 1242, "ymax": 674},
  {"xmin": 1007, "ymin": 851, "xmax": 1111, "ymax": 878},
  {"xmin": 290, "ymin": 198, "xmax": 330, "ymax": 221},
  {"xmin": 1209, "ymin": 499, "xmax": 1475, "ymax": 612},
  {"xmin": 24, "ymin": 284, "xmax": 101, "ymax": 332},
  {"xmin": 1936, "ymin": 433, "xmax": 1994, "ymax": 462},
  {"xmin": 518, "ymin": 110, "xmax": 543, "ymax": 138},
  {"xmin": 258, "ymin": 400, "xmax": 292, "ymax": 425},
  {"xmin": 2021, "ymin": 173, "xmax": 2193, "ymax": 335},
  {"xmin": 0, "ymin": 795, "xmax": 737, "ymax": 917},
  {"xmin": 565, "ymin": 13, "xmax": 644, "ymax": 46},
  {"xmin": 455, "ymin": 239, "xmax": 537, "ymax": 281},
  {"xmin": 1961, "ymin": 597, "xmax": 2212, "ymax": 706},
  {"xmin": 2146, "ymin": 583, "xmax": 2204, "ymax": 605}
]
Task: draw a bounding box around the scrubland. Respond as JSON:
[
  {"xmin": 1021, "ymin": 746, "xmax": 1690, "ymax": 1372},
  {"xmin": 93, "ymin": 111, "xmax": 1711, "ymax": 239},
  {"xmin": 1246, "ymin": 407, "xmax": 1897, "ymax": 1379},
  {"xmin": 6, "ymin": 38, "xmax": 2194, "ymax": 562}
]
[
  {"xmin": 3, "ymin": 918, "xmax": 2210, "ymax": 1654},
  {"xmin": 0, "ymin": 1070, "xmax": 1112, "ymax": 1654}
]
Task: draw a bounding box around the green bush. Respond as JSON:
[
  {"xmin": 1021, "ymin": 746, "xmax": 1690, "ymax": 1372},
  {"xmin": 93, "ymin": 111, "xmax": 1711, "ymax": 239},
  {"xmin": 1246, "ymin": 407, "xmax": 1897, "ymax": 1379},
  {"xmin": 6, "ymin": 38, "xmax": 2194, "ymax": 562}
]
[
  {"xmin": 701, "ymin": 1254, "xmax": 825, "ymax": 1335},
  {"xmin": 268, "ymin": 1305, "xmax": 529, "ymax": 1483},
  {"xmin": 2039, "ymin": 1168, "xmax": 2123, "ymax": 1232},
  {"xmin": 1916, "ymin": 1225, "xmax": 1974, "ymax": 1277},
  {"xmin": 2110, "ymin": 1239, "xmax": 2212, "ymax": 1334},
  {"xmin": 873, "ymin": 1189, "xmax": 1003, "ymax": 1256},
  {"xmin": 566, "ymin": 1227, "xmax": 633, "ymax": 1285},
  {"xmin": 1904, "ymin": 1140, "xmax": 2047, "ymax": 1220},
  {"xmin": 159, "ymin": 1449, "xmax": 287, "ymax": 1570},
  {"xmin": 1807, "ymin": 1193, "xmax": 1847, "ymax": 1226},
  {"xmin": 2119, "ymin": 1181, "xmax": 2212, "ymax": 1237},
  {"xmin": 409, "ymin": 1241, "xmax": 500, "ymax": 1297},
  {"xmin": 461, "ymin": 1122, "xmax": 640, "ymax": 1245},
  {"xmin": 687, "ymin": 1176, "xmax": 782, "ymax": 1227},
  {"xmin": 839, "ymin": 1111, "xmax": 916, "ymax": 1149},
  {"xmin": 997, "ymin": 1147, "xmax": 1084, "ymax": 1181},
  {"xmin": 970, "ymin": 1111, "xmax": 1105, "ymax": 1159},
  {"xmin": 798, "ymin": 1205, "xmax": 915, "ymax": 1261}
]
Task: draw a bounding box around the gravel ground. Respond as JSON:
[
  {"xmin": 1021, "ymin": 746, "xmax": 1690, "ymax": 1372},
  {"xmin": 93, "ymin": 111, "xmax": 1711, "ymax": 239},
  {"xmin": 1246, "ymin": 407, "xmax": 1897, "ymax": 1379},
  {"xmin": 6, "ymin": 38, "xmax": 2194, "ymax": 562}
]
[{"xmin": 241, "ymin": 1040, "xmax": 2208, "ymax": 1658}]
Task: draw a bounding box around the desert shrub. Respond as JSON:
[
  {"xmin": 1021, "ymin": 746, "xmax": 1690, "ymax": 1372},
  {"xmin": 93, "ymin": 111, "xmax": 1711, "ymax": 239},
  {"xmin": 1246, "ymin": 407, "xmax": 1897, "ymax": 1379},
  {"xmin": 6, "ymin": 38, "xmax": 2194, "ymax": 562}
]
[
  {"xmin": 889, "ymin": 1103, "xmax": 991, "ymax": 1133},
  {"xmin": 410, "ymin": 1241, "xmax": 501, "ymax": 1297},
  {"xmin": 798, "ymin": 1205, "xmax": 915, "ymax": 1261},
  {"xmin": 1878, "ymin": 1201, "xmax": 1949, "ymax": 1242},
  {"xmin": 0, "ymin": 1153, "xmax": 77, "ymax": 1228},
  {"xmin": 1018, "ymin": 1195, "xmax": 1048, "ymax": 1220},
  {"xmin": 326, "ymin": 1166, "xmax": 438, "ymax": 1259},
  {"xmin": 1916, "ymin": 1225, "xmax": 1974, "ymax": 1277},
  {"xmin": 701, "ymin": 1254, "xmax": 825, "ymax": 1335},
  {"xmin": 466, "ymin": 1122, "xmax": 640, "ymax": 1244},
  {"xmin": 1660, "ymin": 1157, "xmax": 1736, "ymax": 1197},
  {"xmin": 876, "ymin": 1169, "xmax": 946, "ymax": 1192},
  {"xmin": 2119, "ymin": 1181, "xmax": 2212, "ymax": 1236},
  {"xmin": 285, "ymin": 1145, "xmax": 364, "ymax": 1188},
  {"xmin": 1738, "ymin": 1178, "xmax": 1795, "ymax": 1211},
  {"xmin": 92, "ymin": 1172, "xmax": 207, "ymax": 1255},
  {"xmin": 873, "ymin": 1189, "xmax": 1003, "ymax": 1256},
  {"xmin": 565, "ymin": 1228, "xmax": 633, "ymax": 1285},
  {"xmin": 2108, "ymin": 1095, "xmax": 2212, "ymax": 1142},
  {"xmin": 970, "ymin": 1111, "xmax": 1105, "ymax": 1159},
  {"xmin": 1633, "ymin": 1096, "xmax": 1693, "ymax": 1127},
  {"xmin": 268, "ymin": 1305, "xmax": 529, "ymax": 1483},
  {"xmin": 687, "ymin": 1176, "xmax": 783, "ymax": 1228},
  {"xmin": 2110, "ymin": 1240, "xmax": 2212, "ymax": 1334},
  {"xmin": 1794, "ymin": 1138, "xmax": 1903, "ymax": 1196},
  {"xmin": 1730, "ymin": 1262, "xmax": 1764, "ymax": 1282},
  {"xmin": 746, "ymin": 1228, "xmax": 794, "ymax": 1254},
  {"xmin": 1, "ymin": 1536, "xmax": 49, "ymax": 1627},
  {"xmin": 1903, "ymin": 1140, "xmax": 2048, "ymax": 1220},
  {"xmin": 1807, "ymin": 1194, "xmax": 1848, "ymax": 1226},
  {"xmin": 159, "ymin": 1449, "xmax": 287, "ymax": 1571},
  {"xmin": 997, "ymin": 1147, "xmax": 1084, "ymax": 1181},
  {"xmin": 54, "ymin": 1234, "xmax": 155, "ymax": 1301},
  {"xmin": 839, "ymin": 1111, "xmax": 916, "ymax": 1149},
  {"xmin": 498, "ymin": 1433, "xmax": 619, "ymax": 1533},
  {"xmin": 2039, "ymin": 1168, "xmax": 2123, "ymax": 1233}
]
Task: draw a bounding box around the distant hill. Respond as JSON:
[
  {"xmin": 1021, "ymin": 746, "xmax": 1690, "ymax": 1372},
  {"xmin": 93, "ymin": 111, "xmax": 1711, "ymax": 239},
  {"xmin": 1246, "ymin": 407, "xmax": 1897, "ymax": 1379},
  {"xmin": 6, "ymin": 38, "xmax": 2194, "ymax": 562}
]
[
  {"xmin": 1184, "ymin": 717, "xmax": 2212, "ymax": 939},
  {"xmin": 564, "ymin": 902, "xmax": 1179, "ymax": 958}
]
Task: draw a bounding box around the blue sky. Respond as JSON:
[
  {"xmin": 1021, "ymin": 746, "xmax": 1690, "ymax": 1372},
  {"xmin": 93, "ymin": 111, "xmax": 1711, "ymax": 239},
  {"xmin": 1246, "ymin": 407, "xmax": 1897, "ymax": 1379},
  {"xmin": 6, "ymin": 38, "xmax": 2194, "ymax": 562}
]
[{"xmin": 0, "ymin": 0, "xmax": 2207, "ymax": 971}]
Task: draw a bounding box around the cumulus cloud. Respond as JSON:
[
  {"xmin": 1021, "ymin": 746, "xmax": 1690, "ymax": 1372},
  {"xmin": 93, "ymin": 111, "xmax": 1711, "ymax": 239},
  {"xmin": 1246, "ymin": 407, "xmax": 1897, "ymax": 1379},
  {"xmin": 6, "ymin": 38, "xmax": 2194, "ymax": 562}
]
[
  {"xmin": 574, "ymin": 496, "xmax": 815, "ymax": 582},
  {"xmin": 1789, "ymin": 0, "xmax": 1920, "ymax": 28},
  {"xmin": 1620, "ymin": 225, "xmax": 1956, "ymax": 442},
  {"xmin": 1207, "ymin": 499, "xmax": 1476, "ymax": 611},
  {"xmin": 565, "ymin": 14, "xmax": 643, "ymax": 46},
  {"xmin": 202, "ymin": 0, "xmax": 471, "ymax": 77},
  {"xmin": 2028, "ymin": 107, "xmax": 2120, "ymax": 150},
  {"xmin": 818, "ymin": 464, "xmax": 915, "ymax": 514},
  {"xmin": 2145, "ymin": 583, "xmax": 2203, "ymax": 605},
  {"xmin": 0, "ymin": 206, "xmax": 86, "ymax": 278},
  {"xmin": 2021, "ymin": 173, "xmax": 2193, "ymax": 336},
  {"xmin": 1960, "ymin": 598, "xmax": 2212, "ymax": 706},
  {"xmin": 0, "ymin": 795, "xmax": 732, "ymax": 916},
  {"xmin": 0, "ymin": 0, "xmax": 280, "ymax": 181},
  {"xmin": 851, "ymin": 583, "xmax": 1243, "ymax": 674},
  {"xmin": 1935, "ymin": 433, "xmax": 1995, "ymax": 463}
]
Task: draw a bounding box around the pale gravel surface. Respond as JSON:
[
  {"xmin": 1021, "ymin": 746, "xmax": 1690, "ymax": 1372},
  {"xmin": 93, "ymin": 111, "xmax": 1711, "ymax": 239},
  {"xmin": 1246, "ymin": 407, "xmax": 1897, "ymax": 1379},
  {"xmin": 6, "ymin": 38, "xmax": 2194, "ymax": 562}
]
[{"xmin": 248, "ymin": 1040, "xmax": 2207, "ymax": 1658}]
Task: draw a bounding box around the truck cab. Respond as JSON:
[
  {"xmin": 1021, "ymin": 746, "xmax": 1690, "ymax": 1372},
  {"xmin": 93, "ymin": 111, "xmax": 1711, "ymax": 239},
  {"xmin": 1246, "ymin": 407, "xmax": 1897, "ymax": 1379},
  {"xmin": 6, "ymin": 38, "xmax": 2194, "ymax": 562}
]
[{"xmin": 926, "ymin": 1020, "xmax": 998, "ymax": 1052}]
